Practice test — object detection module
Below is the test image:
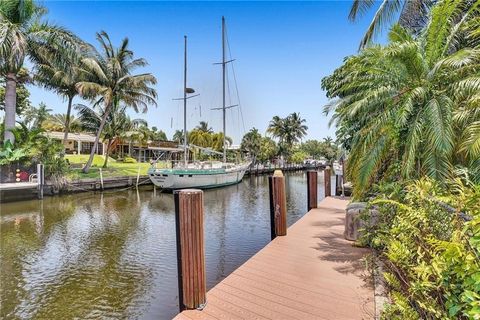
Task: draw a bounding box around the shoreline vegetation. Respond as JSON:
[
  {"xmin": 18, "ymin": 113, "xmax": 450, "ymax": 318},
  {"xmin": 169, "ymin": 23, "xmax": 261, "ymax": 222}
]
[
  {"xmin": 323, "ymin": 1, "xmax": 480, "ymax": 319},
  {"xmin": 1, "ymin": 0, "xmax": 479, "ymax": 319}
]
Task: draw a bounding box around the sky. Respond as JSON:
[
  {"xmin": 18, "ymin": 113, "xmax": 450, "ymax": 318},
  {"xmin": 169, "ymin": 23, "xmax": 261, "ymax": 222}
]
[{"xmin": 27, "ymin": 0, "xmax": 377, "ymax": 144}]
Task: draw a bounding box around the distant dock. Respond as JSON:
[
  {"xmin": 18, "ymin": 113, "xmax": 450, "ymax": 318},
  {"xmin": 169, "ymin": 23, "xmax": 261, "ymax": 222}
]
[
  {"xmin": 174, "ymin": 197, "xmax": 374, "ymax": 320},
  {"xmin": 245, "ymin": 163, "xmax": 326, "ymax": 176}
]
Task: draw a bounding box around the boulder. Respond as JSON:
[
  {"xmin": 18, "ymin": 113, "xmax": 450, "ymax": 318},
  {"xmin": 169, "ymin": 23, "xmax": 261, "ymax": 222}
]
[{"xmin": 344, "ymin": 202, "xmax": 379, "ymax": 241}]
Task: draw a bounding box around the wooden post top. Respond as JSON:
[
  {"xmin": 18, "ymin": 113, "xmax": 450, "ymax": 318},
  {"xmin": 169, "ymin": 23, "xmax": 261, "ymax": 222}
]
[
  {"xmin": 273, "ymin": 170, "xmax": 284, "ymax": 177},
  {"xmin": 174, "ymin": 189, "xmax": 203, "ymax": 194}
]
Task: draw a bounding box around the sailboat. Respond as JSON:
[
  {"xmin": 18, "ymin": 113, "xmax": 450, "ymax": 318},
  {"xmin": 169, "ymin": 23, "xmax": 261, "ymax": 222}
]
[{"xmin": 148, "ymin": 17, "xmax": 251, "ymax": 190}]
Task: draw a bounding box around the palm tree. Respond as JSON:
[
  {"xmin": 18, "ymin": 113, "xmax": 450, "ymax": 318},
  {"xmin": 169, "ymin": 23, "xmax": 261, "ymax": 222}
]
[
  {"xmin": 240, "ymin": 127, "xmax": 262, "ymax": 163},
  {"xmin": 76, "ymin": 103, "xmax": 131, "ymax": 168},
  {"xmin": 42, "ymin": 113, "xmax": 82, "ymax": 133},
  {"xmin": 267, "ymin": 116, "xmax": 285, "ymax": 143},
  {"xmin": 35, "ymin": 45, "xmax": 89, "ymax": 146},
  {"xmin": 0, "ymin": 0, "xmax": 80, "ymax": 143},
  {"xmin": 349, "ymin": 0, "xmax": 436, "ymax": 49},
  {"xmin": 285, "ymin": 112, "xmax": 308, "ymax": 144},
  {"xmin": 322, "ymin": 1, "xmax": 480, "ymax": 197},
  {"xmin": 131, "ymin": 118, "xmax": 148, "ymax": 129},
  {"xmin": 22, "ymin": 102, "xmax": 52, "ymax": 129},
  {"xmin": 196, "ymin": 121, "xmax": 213, "ymax": 133},
  {"xmin": 76, "ymin": 31, "xmax": 157, "ymax": 173},
  {"xmin": 133, "ymin": 125, "xmax": 150, "ymax": 162},
  {"xmin": 211, "ymin": 132, "xmax": 232, "ymax": 152},
  {"xmin": 173, "ymin": 130, "xmax": 185, "ymax": 144},
  {"xmin": 188, "ymin": 129, "xmax": 212, "ymax": 148},
  {"xmin": 150, "ymin": 126, "xmax": 167, "ymax": 141},
  {"xmin": 267, "ymin": 113, "xmax": 308, "ymax": 157}
]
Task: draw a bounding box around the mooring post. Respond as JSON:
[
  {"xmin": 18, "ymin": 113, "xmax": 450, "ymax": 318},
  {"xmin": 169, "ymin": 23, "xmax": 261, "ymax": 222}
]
[
  {"xmin": 174, "ymin": 189, "xmax": 206, "ymax": 312},
  {"xmin": 99, "ymin": 168, "xmax": 104, "ymax": 190},
  {"xmin": 136, "ymin": 165, "xmax": 141, "ymax": 188},
  {"xmin": 268, "ymin": 170, "xmax": 287, "ymax": 240},
  {"xmin": 37, "ymin": 163, "xmax": 44, "ymax": 199},
  {"xmin": 307, "ymin": 170, "xmax": 318, "ymax": 211},
  {"xmin": 324, "ymin": 167, "xmax": 331, "ymax": 197}
]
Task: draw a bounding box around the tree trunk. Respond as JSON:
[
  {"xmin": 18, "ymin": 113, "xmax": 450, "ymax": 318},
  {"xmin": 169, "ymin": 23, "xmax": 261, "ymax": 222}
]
[
  {"xmin": 103, "ymin": 139, "xmax": 111, "ymax": 168},
  {"xmin": 4, "ymin": 73, "xmax": 17, "ymax": 144},
  {"xmin": 128, "ymin": 141, "xmax": 132, "ymax": 157},
  {"xmin": 83, "ymin": 104, "xmax": 111, "ymax": 173},
  {"xmin": 62, "ymin": 95, "xmax": 74, "ymax": 150}
]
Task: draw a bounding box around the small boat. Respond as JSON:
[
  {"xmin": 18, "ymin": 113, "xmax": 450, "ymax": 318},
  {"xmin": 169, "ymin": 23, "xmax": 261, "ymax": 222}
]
[{"xmin": 149, "ymin": 17, "xmax": 251, "ymax": 190}]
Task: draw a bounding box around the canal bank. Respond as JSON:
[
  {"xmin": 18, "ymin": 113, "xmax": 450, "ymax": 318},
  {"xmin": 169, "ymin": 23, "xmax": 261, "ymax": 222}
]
[{"xmin": 0, "ymin": 164, "xmax": 328, "ymax": 203}]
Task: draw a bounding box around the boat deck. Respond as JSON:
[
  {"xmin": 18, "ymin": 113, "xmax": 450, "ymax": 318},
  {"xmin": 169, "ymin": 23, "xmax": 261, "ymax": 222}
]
[{"xmin": 174, "ymin": 197, "xmax": 375, "ymax": 320}]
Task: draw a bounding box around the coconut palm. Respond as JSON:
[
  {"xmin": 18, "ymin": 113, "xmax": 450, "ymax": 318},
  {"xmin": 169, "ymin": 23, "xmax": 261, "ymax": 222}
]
[
  {"xmin": 188, "ymin": 129, "xmax": 212, "ymax": 148},
  {"xmin": 0, "ymin": 0, "xmax": 80, "ymax": 143},
  {"xmin": 267, "ymin": 113, "xmax": 308, "ymax": 157},
  {"xmin": 35, "ymin": 45, "xmax": 89, "ymax": 146},
  {"xmin": 322, "ymin": 0, "xmax": 480, "ymax": 197},
  {"xmin": 284, "ymin": 112, "xmax": 308, "ymax": 144},
  {"xmin": 150, "ymin": 126, "xmax": 167, "ymax": 141},
  {"xmin": 131, "ymin": 118, "xmax": 148, "ymax": 129},
  {"xmin": 42, "ymin": 113, "xmax": 82, "ymax": 133},
  {"xmin": 266, "ymin": 116, "xmax": 285, "ymax": 143},
  {"xmin": 240, "ymin": 127, "xmax": 262, "ymax": 163},
  {"xmin": 211, "ymin": 132, "xmax": 232, "ymax": 152},
  {"xmin": 76, "ymin": 31, "xmax": 157, "ymax": 173},
  {"xmin": 196, "ymin": 121, "xmax": 213, "ymax": 133},
  {"xmin": 349, "ymin": 0, "xmax": 436, "ymax": 49},
  {"xmin": 22, "ymin": 102, "xmax": 52, "ymax": 129},
  {"xmin": 172, "ymin": 129, "xmax": 186, "ymax": 145},
  {"xmin": 76, "ymin": 103, "xmax": 132, "ymax": 168}
]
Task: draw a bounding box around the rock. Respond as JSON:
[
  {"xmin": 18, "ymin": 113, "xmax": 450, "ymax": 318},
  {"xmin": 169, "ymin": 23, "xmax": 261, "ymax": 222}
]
[{"xmin": 344, "ymin": 202, "xmax": 378, "ymax": 241}]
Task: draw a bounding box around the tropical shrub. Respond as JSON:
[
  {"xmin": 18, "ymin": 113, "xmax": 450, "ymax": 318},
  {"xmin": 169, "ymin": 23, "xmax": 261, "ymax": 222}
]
[
  {"xmin": 364, "ymin": 178, "xmax": 480, "ymax": 319},
  {"xmin": 0, "ymin": 141, "xmax": 28, "ymax": 165},
  {"xmin": 123, "ymin": 157, "xmax": 137, "ymax": 164},
  {"xmin": 4, "ymin": 124, "xmax": 69, "ymax": 180},
  {"xmin": 322, "ymin": 0, "xmax": 480, "ymax": 199},
  {"xmin": 289, "ymin": 150, "xmax": 308, "ymax": 164}
]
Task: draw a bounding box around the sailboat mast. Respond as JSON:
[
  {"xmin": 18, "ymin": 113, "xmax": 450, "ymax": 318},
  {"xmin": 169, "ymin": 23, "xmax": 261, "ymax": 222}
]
[
  {"xmin": 183, "ymin": 35, "xmax": 188, "ymax": 166},
  {"xmin": 222, "ymin": 16, "xmax": 227, "ymax": 163}
]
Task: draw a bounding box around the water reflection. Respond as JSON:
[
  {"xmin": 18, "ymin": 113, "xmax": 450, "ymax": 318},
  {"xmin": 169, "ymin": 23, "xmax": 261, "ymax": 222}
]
[{"xmin": 0, "ymin": 171, "xmax": 326, "ymax": 319}]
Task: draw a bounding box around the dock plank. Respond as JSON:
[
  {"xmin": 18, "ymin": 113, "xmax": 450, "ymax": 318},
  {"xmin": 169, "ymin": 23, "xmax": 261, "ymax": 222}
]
[{"xmin": 174, "ymin": 197, "xmax": 374, "ymax": 320}]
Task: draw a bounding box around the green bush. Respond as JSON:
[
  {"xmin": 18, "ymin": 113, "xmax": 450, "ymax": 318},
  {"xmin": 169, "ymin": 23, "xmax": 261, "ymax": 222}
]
[
  {"xmin": 364, "ymin": 179, "xmax": 480, "ymax": 320},
  {"xmin": 123, "ymin": 157, "xmax": 137, "ymax": 163}
]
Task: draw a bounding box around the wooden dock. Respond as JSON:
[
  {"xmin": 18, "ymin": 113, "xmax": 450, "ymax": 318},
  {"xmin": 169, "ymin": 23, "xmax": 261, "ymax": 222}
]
[
  {"xmin": 174, "ymin": 197, "xmax": 374, "ymax": 320},
  {"xmin": 0, "ymin": 182, "xmax": 38, "ymax": 191},
  {"xmin": 244, "ymin": 164, "xmax": 325, "ymax": 176}
]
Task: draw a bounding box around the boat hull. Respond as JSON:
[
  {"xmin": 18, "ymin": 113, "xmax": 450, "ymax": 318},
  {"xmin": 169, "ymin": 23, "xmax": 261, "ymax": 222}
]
[{"xmin": 148, "ymin": 163, "xmax": 250, "ymax": 190}]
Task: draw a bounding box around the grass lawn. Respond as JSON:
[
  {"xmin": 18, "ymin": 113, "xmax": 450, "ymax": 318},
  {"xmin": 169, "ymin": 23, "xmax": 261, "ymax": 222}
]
[{"xmin": 65, "ymin": 155, "xmax": 167, "ymax": 180}]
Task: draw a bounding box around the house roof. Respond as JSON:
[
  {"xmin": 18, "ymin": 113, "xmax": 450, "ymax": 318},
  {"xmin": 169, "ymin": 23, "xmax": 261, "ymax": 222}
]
[
  {"xmin": 44, "ymin": 131, "xmax": 102, "ymax": 143},
  {"xmin": 147, "ymin": 146, "xmax": 184, "ymax": 152}
]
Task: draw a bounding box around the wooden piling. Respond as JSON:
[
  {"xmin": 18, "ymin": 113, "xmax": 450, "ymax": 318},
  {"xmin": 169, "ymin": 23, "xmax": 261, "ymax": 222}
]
[
  {"xmin": 324, "ymin": 167, "xmax": 331, "ymax": 197},
  {"xmin": 37, "ymin": 164, "xmax": 44, "ymax": 199},
  {"xmin": 307, "ymin": 170, "xmax": 318, "ymax": 211},
  {"xmin": 268, "ymin": 170, "xmax": 287, "ymax": 240},
  {"xmin": 99, "ymin": 168, "xmax": 104, "ymax": 190},
  {"xmin": 174, "ymin": 189, "xmax": 206, "ymax": 311}
]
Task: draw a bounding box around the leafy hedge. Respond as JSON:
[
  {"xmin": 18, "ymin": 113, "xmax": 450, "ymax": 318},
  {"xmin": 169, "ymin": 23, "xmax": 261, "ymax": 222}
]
[{"xmin": 363, "ymin": 179, "xmax": 480, "ymax": 319}]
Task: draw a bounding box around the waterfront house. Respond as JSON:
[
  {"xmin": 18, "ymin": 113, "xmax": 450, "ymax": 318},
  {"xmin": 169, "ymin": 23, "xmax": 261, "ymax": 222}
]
[{"xmin": 44, "ymin": 131, "xmax": 106, "ymax": 155}]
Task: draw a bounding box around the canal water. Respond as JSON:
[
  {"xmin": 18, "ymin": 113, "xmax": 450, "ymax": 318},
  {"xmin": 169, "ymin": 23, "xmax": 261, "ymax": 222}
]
[{"xmin": 1, "ymin": 171, "xmax": 328, "ymax": 319}]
